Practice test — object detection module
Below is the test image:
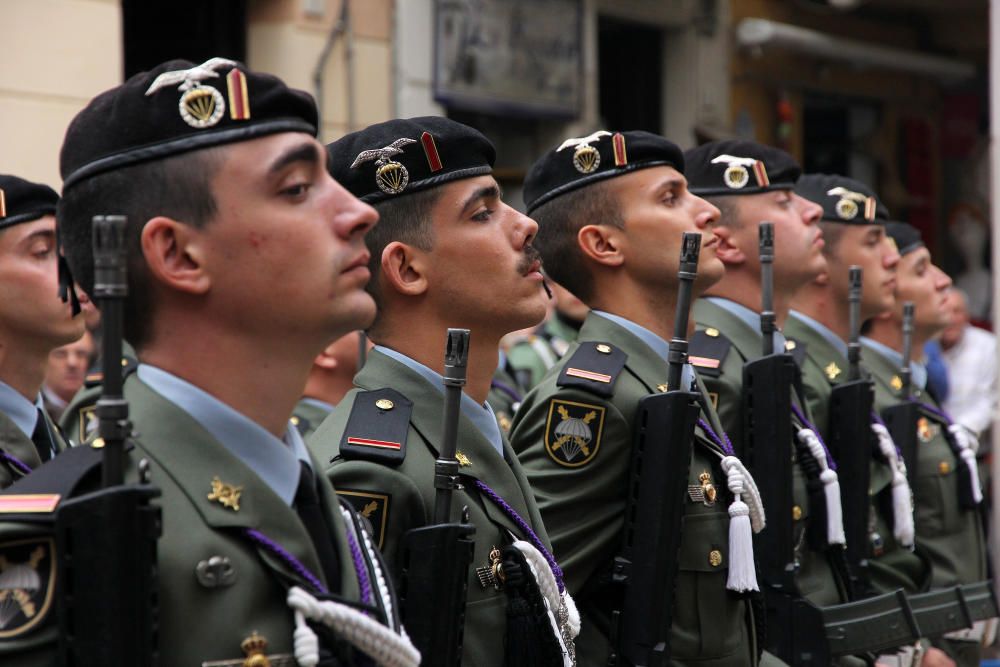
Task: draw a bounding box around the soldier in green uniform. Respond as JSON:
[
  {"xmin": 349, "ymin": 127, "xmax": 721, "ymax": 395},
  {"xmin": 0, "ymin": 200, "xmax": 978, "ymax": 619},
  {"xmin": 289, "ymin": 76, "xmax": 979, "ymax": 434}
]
[
  {"xmin": 787, "ymin": 175, "xmax": 929, "ymax": 591},
  {"xmin": 309, "ymin": 116, "xmax": 577, "ymax": 665},
  {"xmin": 0, "ymin": 175, "xmax": 85, "ymax": 487},
  {"xmin": 861, "ymin": 223, "xmax": 990, "ymax": 667},
  {"xmin": 0, "ymin": 58, "xmax": 415, "ymax": 666},
  {"xmin": 58, "ymin": 344, "xmax": 137, "ymax": 444},
  {"xmin": 510, "ymin": 130, "xmax": 768, "ymax": 666},
  {"xmin": 505, "ymin": 278, "xmax": 588, "ymax": 390},
  {"xmin": 682, "ymin": 143, "xmax": 859, "ymax": 614}
]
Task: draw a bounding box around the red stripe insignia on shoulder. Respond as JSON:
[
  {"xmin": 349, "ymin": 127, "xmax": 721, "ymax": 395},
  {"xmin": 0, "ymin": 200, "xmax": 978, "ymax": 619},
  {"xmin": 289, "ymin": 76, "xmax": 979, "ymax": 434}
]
[
  {"xmin": 566, "ymin": 368, "xmax": 612, "ymax": 383},
  {"xmin": 688, "ymin": 355, "xmax": 720, "ymax": 369},
  {"xmin": 0, "ymin": 494, "xmax": 61, "ymax": 514},
  {"xmin": 346, "ymin": 437, "xmax": 402, "ymax": 451}
]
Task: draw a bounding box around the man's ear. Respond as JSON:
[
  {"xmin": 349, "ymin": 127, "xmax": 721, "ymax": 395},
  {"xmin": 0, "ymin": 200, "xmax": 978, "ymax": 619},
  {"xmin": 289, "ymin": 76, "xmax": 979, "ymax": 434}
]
[
  {"xmin": 140, "ymin": 217, "xmax": 211, "ymax": 295},
  {"xmin": 313, "ymin": 341, "xmax": 340, "ymax": 370},
  {"xmin": 578, "ymin": 224, "xmax": 624, "ymax": 268},
  {"xmin": 712, "ymin": 226, "xmax": 746, "ymax": 265},
  {"xmin": 380, "ymin": 241, "xmax": 428, "ymax": 296}
]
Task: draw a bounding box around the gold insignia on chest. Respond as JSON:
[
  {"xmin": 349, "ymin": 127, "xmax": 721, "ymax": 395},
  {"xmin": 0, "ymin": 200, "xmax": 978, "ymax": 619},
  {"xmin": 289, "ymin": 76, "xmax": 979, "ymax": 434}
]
[
  {"xmin": 456, "ymin": 451, "xmax": 472, "ymax": 467},
  {"xmin": 890, "ymin": 375, "xmax": 903, "ymax": 391},
  {"xmin": 240, "ymin": 632, "xmax": 270, "ymax": 667},
  {"xmin": 938, "ymin": 461, "xmax": 951, "ymax": 475},
  {"xmin": 497, "ymin": 413, "xmax": 512, "ymax": 433},
  {"xmin": 792, "ymin": 505, "xmax": 803, "ymax": 521},
  {"xmin": 784, "ymin": 340, "xmax": 797, "ymax": 351},
  {"xmin": 375, "ymin": 398, "xmax": 394, "ymax": 410},
  {"xmin": 708, "ymin": 549, "xmax": 723, "ymax": 567},
  {"xmin": 688, "ymin": 471, "xmax": 717, "ymax": 506},
  {"xmin": 657, "ymin": 383, "xmax": 669, "ymax": 393},
  {"xmin": 544, "ymin": 400, "xmax": 606, "ymax": 467},
  {"xmin": 824, "ymin": 362, "xmax": 842, "ymax": 380},
  {"xmin": 207, "ymin": 477, "xmax": 243, "ymax": 511},
  {"xmin": 476, "ymin": 546, "xmax": 505, "ymax": 590},
  {"xmin": 917, "ymin": 417, "xmax": 936, "ymax": 443}
]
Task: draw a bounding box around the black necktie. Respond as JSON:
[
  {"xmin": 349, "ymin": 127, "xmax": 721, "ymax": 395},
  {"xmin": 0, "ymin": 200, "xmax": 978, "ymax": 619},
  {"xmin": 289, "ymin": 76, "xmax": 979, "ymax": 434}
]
[
  {"xmin": 31, "ymin": 408, "xmax": 54, "ymax": 463},
  {"xmin": 293, "ymin": 462, "xmax": 341, "ymax": 592}
]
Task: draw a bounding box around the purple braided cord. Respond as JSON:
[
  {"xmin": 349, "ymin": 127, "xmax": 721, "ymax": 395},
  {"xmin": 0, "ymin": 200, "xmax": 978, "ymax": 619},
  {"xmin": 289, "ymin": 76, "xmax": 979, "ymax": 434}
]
[
  {"xmin": 870, "ymin": 411, "xmax": 904, "ymax": 457},
  {"xmin": 789, "ymin": 404, "xmax": 837, "ymax": 471},
  {"xmin": 345, "ymin": 525, "xmax": 373, "ymax": 609},
  {"xmin": 911, "ymin": 397, "xmax": 953, "ymax": 425},
  {"xmin": 0, "ymin": 451, "xmax": 32, "ymax": 476},
  {"xmin": 244, "ymin": 528, "xmax": 328, "ymax": 595},
  {"xmin": 696, "ymin": 417, "xmax": 735, "ymax": 456},
  {"xmin": 490, "ymin": 379, "xmax": 523, "ymax": 404},
  {"xmin": 472, "ymin": 478, "xmax": 565, "ymax": 593}
]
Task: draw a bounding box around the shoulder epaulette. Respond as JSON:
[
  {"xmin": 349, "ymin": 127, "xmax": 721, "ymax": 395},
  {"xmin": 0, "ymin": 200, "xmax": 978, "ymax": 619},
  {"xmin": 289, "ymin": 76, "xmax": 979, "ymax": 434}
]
[
  {"xmin": 0, "ymin": 442, "xmax": 121, "ymax": 510},
  {"xmin": 688, "ymin": 328, "xmax": 731, "ymax": 378},
  {"xmin": 339, "ymin": 388, "xmax": 412, "ymax": 466},
  {"xmin": 84, "ymin": 355, "xmax": 139, "ymax": 389},
  {"xmin": 784, "ymin": 337, "xmax": 808, "ymax": 368},
  {"xmin": 556, "ymin": 342, "xmax": 626, "ymax": 398}
]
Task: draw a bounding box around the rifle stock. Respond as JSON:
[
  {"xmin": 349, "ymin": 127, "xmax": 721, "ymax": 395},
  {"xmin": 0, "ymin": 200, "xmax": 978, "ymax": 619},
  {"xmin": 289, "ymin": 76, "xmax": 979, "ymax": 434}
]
[
  {"xmin": 57, "ymin": 215, "xmax": 161, "ymax": 665},
  {"xmin": 400, "ymin": 328, "xmax": 476, "ymax": 666},
  {"xmin": 610, "ymin": 233, "xmax": 702, "ymax": 666}
]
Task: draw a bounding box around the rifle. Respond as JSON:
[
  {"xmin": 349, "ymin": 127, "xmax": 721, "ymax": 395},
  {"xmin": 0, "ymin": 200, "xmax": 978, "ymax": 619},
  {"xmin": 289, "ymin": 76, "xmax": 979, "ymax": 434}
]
[
  {"xmin": 882, "ymin": 303, "xmax": 919, "ymax": 485},
  {"xmin": 55, "ymin": 215, "xmax": 162, "ymax": 664},
  {"xmin": 826, "ymin": 266, "xmax": 875, "ymax": 598},
  {"xmin": 400, "ymin": 329, "xmax": 476, "ymax": 666},
  {"xmin": 609, "ymin": 232, "xmax": 703, "ymax": 667}
]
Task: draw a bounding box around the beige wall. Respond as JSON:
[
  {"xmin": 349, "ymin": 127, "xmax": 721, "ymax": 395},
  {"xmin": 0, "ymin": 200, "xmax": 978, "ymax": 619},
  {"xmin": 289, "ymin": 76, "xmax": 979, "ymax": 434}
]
[
  {"xmin": 0, "ymin": 0, "xmax": 122, "ymax": 188},
  {"xmin": 249, "ymin": 0, "xmax": 394, "ymax": 143}
]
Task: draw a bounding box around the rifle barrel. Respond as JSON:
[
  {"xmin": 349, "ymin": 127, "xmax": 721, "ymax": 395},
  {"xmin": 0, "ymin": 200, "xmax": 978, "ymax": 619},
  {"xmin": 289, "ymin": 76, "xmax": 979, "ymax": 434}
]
[
  {"xmin": 900, "ymin": 302, "xmax": 914, "ymax": 395},
  {"xmin": 847, "ymin": 266, "xmax": 862, "ymax": 381},
  {"xmin": 759, "ymin": 222, "xmax": 775, "ymax": 356},
  {"xmin": 667, "ymin": 232, "xmax": 701, "ymax": 391},
  {"xmin": 433, "ymin": 328, "xmax": 470, "ymax": 524}
]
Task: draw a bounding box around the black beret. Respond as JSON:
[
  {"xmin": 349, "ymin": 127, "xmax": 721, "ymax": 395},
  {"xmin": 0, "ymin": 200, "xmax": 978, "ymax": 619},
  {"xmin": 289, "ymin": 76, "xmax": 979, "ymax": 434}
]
[
  {"xmin": 0, "ymin": 175, "xmax": 58, "ymax": 230},
  {"xmin": 326, "ymin": 117, "xmax": 495, "ymax": 204},
  {"xmin": 885, "ymin": 222, "xmax": 924, "ymax": 256},
  {"xmin": 685, "ymin": 140, "xmax": 800, "ymax": 196},
  {"xmin": 60, "ymin": 57, "xmax": 317, "ymax": 191},
  {"xmin": 795, "ymin": 174, "xmax": 887, "ymax": 225},
  {"xmin": 523, "ymin": 130, "xmax": 684, "ymax": 213}
]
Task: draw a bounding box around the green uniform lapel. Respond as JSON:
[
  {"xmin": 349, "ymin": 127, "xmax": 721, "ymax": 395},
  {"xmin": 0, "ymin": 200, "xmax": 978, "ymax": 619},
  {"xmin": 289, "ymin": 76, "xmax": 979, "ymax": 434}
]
[
  {"xmin": 354, "ymin": 350, "xmax": 548, "ymax": 547},
  {"xmin": 0, "ymin": 411, "xmax": 43, "ymax": 489},
  {"xmin": 127, "ymin": 376, "xmax": 358, "ymax": 597},
  {"xmin": 784, "ymin": 313, "xmax": 849, "ymax": 435}
]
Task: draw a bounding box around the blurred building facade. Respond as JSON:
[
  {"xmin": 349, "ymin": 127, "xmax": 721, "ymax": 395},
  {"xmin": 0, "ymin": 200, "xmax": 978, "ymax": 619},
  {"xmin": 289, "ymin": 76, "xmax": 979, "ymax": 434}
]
[{"xmin": 0, "ymin": 0, "xmax": 989, "ymax": 304}]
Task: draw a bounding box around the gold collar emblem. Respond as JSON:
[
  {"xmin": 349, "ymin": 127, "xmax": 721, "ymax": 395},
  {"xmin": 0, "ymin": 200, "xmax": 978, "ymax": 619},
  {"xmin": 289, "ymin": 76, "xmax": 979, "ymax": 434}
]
[{"xmin": 208, "ymin": 477, "xmax": 243, "ymax": 511}]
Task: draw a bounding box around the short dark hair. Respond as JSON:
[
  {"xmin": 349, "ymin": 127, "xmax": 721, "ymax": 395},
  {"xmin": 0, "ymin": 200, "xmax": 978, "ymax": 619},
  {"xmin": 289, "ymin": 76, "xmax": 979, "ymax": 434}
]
[
  {"xmin": 531, "ymin": 180, "xmax": 623, "ymax": 303},
  {"xmin": 58, "ymin": 148, "xmax": 222, "ymax": 350},
  {"xmin": 704, "ymin": 195, "xmax": 740, "ymax": 228},
  {"xmin": 364, "ymin": 187, "xmax": 439, "ymax": 335}
]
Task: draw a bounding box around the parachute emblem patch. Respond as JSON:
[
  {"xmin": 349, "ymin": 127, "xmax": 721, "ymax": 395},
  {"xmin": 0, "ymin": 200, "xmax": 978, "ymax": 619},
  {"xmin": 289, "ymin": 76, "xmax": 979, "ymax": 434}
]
[
  {"xmin": 544, "ymin": 399, "xmax": 606, "ymax": 468},
  {"xmin": 0, "ymin": 538, "xmax": 55, "ymax": 639}
]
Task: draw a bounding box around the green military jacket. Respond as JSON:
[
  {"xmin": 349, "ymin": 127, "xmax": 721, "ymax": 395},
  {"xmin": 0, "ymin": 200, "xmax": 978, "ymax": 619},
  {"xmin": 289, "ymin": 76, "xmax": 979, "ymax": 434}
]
[
  {"xmin": 861, "ymin": 341, "xmax": 988, "ymax": 589},
  {"xmin": 59, "ymin": 348, "xmax": 139, "ymax": 445},
  {"xmin": 509, "ymin": 311, "xmax": 758, "ymax": 667},
  {"xmin": 293, "ymin": 398, "xmax": 334, "ymax": 441},
  {"xmin": 0, "ymin": 409, "xmax": 66, "ymax": 489},
  {"xmin": 0, "ymin": 375, "xmax": 388, "ymax": 666},
  {"xmin": 506, "ymin": 312, "xmax": 582, "ymax": 391},
  {"xmin": 784, "ymin": 314, "xmax": 929, "ymax": 595},
  {"xmin": 691, "ymin": 298, "xmax": 847, "ymax": 606},
  {"xmin": 309, "ymin": 349, "xmax": 556, "ymax": 667},
  {"xmin": 488, "ymin": 356, "xmax": 525, "ymax": 435}
]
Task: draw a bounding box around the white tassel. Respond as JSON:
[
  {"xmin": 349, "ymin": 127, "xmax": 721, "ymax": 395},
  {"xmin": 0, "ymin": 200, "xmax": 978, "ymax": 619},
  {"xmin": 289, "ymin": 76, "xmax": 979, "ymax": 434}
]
[
  {"xmin": 871, "ymin": 423, "xmax": 915, "ymax": 548},
  {"xmin": 949, "ymin": 424, "xmax": 984, "ymax": 504},
  {"xmin": 511, "ymin": 540, "xmax": 579, "ymax": 667},
  {"xmin": 797, "ymin": 428, "xmax": 846, "ymax": 546},
  {"xmin": 720, "ymin": 456, "xmax": 763, "ymax": 592}
]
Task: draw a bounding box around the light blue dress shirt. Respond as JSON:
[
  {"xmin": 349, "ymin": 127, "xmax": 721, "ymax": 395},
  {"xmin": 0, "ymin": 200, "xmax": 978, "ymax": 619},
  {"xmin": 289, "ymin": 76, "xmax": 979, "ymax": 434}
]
[
  {"xmin": 703, "ymin": 296, "xmax": 787, "ymax": 351},
  {"xmin": 137, "ymin": 365, "xmax": 310, "ymax": 505},
  {"xmin": 0, "ymin": 380, "xmax": 40, "ymax": 439},
  {"xmin": 374, "ymin": 346, "xmax": 505, "ymax": 457},
  {"xmin": 860, "ymin": 337, "xmax": 928, "ymax": 391},
  {"xmin": 789, "ymin": 310, "xmax": 849, "ymax": 359}
]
